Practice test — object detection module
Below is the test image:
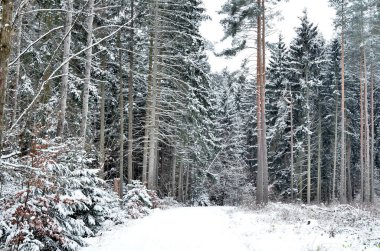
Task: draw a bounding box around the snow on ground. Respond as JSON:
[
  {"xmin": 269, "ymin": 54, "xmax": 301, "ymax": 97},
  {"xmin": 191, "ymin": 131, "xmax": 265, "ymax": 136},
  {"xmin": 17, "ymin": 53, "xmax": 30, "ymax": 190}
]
[{"xmin": 82, "ymin": 203, "xmax": 380, "ymax": 251}]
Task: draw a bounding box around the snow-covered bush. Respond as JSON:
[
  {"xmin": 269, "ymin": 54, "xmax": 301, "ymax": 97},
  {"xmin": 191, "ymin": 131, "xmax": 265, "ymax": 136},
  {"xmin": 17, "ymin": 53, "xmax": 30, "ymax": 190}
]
[
  {"xmin": 124, "ymin": 181, "xmax": 161, "ymax": 219},
  {"xmin": 160, "ymin": 197, "xmax": 183, "ymax": 209},
  {"xmin": 1, "ymin": 184, "xmax": 89, "ymax": 251},
  {"xmin": 0, "ymin": 138, "xmax": 118, "ymax": 251},
  {"xmin": 192, "ymin": 192, "xmax": 211, "ymax": 207}
]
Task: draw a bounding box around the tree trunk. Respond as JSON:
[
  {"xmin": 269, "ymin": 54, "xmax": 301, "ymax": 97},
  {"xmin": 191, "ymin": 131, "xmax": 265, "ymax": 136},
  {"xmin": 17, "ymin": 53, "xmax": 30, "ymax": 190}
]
[
  {"xmin": 332, "ymin": 92, "xmax": 339, "ymax": 201},
  {"xmin": 370, "ymin": 64, "xmax": 374, "ymax": 203},
  {"xmin": 363, "ymin": 46, "xmax": 370, "ymax": 203},
  {"xmin": 171, "ymin": 146, "xmax": 177, "ymax": 197},
  {"xmin": 117, "ymin": 0, "xmax": 125, "ymax": 199},
  {"xmin": 255, "ymin": 0, "xmax": 268, "ymax": 205},
  {"xmin": 178, "ymin": 160, "xmax": 184, "ymax": 202},
  {"xmin": 154, "ymin": 134, "xmax": 159, "ymax": 188},
  {"xmin": 118, "ymin": 31, "xmax": 124, "ymax": 200},
  {"xmin": 256, "ymin": 6, "xmax": 263, "ymax": 203},
  {"xmin": 11, "ymin": 14, "xmax": 22, "ymax": 127},
  {"xmin": 185, "ymin": 165, "xmax": 190, "ymax": 202},
  {"xmin": 99, "ymin": 53, "xmax": 106, "ymax": 179},
  {"xmin": 346, "ymin": 132, "xmax": 352, "ymax": 203},
  {"xmin": 147, "ymin": 0, "xmax": 160, "ymax": 189},
  {"xmin": 261, "ymin": 0, "xmax": 268, "ymax": 204},
  {"xmin": 289, "ymin": 87, "xmax": 294, "ymax": 201},
  {"xmin": 127, "ymin": 0, "xmax": 134, "ymax": 184},
  {"xmin": 317, "ymin": 116, "xmax": 322, "ymax": 203},
  {"xmin": 0, "ymin": 0, "xmax": 14, "ymax": 150},
  {"xmin": 153, "ymin": 48, "xmax": 162, "ymax": 189},
  {"xmin": 80, "ymin": 0, "xmax": 95, "ymax": 145},
  {"xmin": 142, "ymin": 34, "xmax": 154, "ymax": 185},
  {"xmin": 339, "ymin": 3, "xmax": 347, "ymax": 203},
  {"xmin": 360, "ymin": 55, "xmax": 364, "ymax": 202},
  {"xmin": 57, "ymin": 0, "xmax": 73, "ymax": 138},
  {"xmin": 306, "ymin": 71, "xmax": 311, "ymax": 204},
  {"xmin": 299, "ymin": 150, "xmax": 304, "ymax": 201}
]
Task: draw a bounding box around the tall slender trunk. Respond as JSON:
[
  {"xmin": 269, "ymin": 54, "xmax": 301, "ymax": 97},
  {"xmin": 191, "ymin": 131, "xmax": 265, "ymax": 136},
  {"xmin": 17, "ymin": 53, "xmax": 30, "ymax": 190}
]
[
  {"xmin": 370, "ymin": 64, "xmax": 374, "ymax": 203},
  {"xmin": 339, "ymin": 2, "xmax": 347, "ymax": 203},
  {"xmin": 147, "ymin": 0, "xmax": 160, "ymax": 189},
  {"xmin": 127, "ymin": 0, "xmax": 134, "ymax": 184},
  {"xmin": 99, "ymin": 52, "xmax": 106, "ymax": 179},
  {"xmin": 57, "ymin": 0, "xmax": 73, "ymax": 138},
  {"xmin": 299, "ymin": 150, "xmax": 304, "ymax": 201},
  {"xmin": 11, "ymin": 14, "xmax": 22, "ymax": 127},
  {"xmin": 142, "ymin": 34, "xmax": 154, "ymax": 184},
  {"xmin": 154, "ymin": 133, "xmax": 159, "ymax": 188},
  {"xmin": 171, "ymin": 146, "xmax": 177, "ymax": 197},
  {"xmin": 360, "ymin": 57, "xmax": 364, "ymax": 202},
  {"xmin": 261, "ymin": 0, "xmax": 268, "ymax": 204},
  {"xmin": 255, "ymin": 0, "xmax": 263, "ymax": 204},
  {"xmin": 346, "ymin": 130, "xmax": 352, "ymax": 203},
  {"xmin": 80, "ymin": 0, "xmax": 95, "ymax": 145},
  {"xmin": 332, "ymin": 91, "xmax": 339, "ymax": 200},
  {"xmin": 363, "ymin": 46, "xmax": 370, "ymax": 203},
  {"xmin": 153, "ymin": 49, "xmax": 163, "ymax": 189},
  {"xmin": 0, "ymin": 0, "xmax": 14, "ymax": 150},
  {"xmin": 306, "ymin": 71, "xmax": 311, "ymax": 204},
  {"xmin": 178, "ymin": 160, "xmax": 184, "ymax": 202},
  {"xmin": 118, "ymin": 29, "xmax": 124, "ymax": 200},
  {"xmin": 317, "ymin": 115, "xmax": 322, "ymax": 203},
  {"xmin": 290, "ymin": 87, "xmax": 294, "ymax": 201},
  {"xmin": 185, "ymin": 165, "xmax": 190, "ymax": 202}
]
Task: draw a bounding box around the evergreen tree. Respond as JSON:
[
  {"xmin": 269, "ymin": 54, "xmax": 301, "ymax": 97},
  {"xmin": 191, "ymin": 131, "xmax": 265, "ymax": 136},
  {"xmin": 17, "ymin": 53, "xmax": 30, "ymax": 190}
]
[
  {"xmin": 267, "ymin": 35, "xmax": 293, "ymax": 200},
  {"xmin": 288, "ymin": 11, "xmax": 325, "ymax": 203}
]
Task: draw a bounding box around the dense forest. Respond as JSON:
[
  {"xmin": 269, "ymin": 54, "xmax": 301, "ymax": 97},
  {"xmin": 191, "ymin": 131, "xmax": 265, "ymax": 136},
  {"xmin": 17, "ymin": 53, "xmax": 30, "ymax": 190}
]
[{"xmin": 0, "ymin": 0, "xmax": 379, "ymax": 250}]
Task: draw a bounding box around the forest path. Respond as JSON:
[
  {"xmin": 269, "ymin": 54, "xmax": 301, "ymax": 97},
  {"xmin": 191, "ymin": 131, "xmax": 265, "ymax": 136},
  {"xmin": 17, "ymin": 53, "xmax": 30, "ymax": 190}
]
[
  {"xmin": 81, "ymin": 204, "xmax": 380, "ymax": 251},
  {"xmin": 82, "ymin": 206, "xmax": 249, "ymax": 251}
]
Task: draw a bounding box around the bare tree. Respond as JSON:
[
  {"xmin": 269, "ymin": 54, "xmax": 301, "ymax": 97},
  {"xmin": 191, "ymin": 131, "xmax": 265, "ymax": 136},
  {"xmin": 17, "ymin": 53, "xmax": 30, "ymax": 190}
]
[
  {"xmin": 80, "ymin": 0, "xmax": 95, "ymax": 144},
  {"xmin": 57, "ymin": 0, "xmax": 73, "ymax": 138}
]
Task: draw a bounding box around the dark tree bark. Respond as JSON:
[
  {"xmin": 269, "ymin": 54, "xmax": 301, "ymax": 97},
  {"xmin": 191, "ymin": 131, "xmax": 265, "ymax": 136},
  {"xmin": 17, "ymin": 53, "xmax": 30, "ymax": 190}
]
[{"xmin": 0, "ymin": 0, "xmax": 14, "ymax": 150}]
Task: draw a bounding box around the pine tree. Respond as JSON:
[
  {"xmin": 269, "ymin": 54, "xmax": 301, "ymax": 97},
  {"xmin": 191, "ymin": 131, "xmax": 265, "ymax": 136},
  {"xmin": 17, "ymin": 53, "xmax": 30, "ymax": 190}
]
[
  {"xmin": 288, "ymin": 11, "xmax": 325, "ymax": 203},
  {"xmin": 220, "ymin": 0, "xmax": 276, "ymax": 205},
  {"xmin": 267, "ymin": 35, "xmax": 294, "ymax": 200}
]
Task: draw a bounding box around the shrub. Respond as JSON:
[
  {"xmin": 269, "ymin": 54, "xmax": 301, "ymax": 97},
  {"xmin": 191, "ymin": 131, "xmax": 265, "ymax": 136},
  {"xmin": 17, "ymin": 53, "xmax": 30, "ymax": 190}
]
[
  {"xmin": 0, "ymin": 138, "xmax": 118, "ymax": 251},
  {"xmin": 124, "ymin": 181, "xmax": 161, "ymax": 219}
]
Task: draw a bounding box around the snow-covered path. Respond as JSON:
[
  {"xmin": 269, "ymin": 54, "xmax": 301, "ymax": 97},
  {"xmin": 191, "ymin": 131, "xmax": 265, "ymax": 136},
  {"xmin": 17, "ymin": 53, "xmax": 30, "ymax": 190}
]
[
  {"xmin": 82, "ymin": 205, "xmax": 380, "ymax": 251},
  {"xmin": 82, "ymin": 207, "xmax": 247, "ymax": 251}
]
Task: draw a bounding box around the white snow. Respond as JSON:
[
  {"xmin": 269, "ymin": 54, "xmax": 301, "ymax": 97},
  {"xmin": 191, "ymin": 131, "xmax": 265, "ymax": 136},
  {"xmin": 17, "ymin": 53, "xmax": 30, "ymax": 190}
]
[{"xmin": 82, "ymin": 204, "xmax": 380, "ymax": 251}]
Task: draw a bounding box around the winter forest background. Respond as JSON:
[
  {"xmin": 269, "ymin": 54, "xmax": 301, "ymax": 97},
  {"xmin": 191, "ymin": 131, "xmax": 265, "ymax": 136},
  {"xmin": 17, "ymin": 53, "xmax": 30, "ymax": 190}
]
[{"xmin": 0, "ymin": 0, "xmax": 379, "ymax": 250}]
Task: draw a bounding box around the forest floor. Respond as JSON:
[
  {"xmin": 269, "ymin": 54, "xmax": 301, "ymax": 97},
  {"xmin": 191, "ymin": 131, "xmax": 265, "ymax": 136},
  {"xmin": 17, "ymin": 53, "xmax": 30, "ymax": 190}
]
[{"xmin": 82, "ymin": 203, "xmax": 380, "ymax": 251}]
